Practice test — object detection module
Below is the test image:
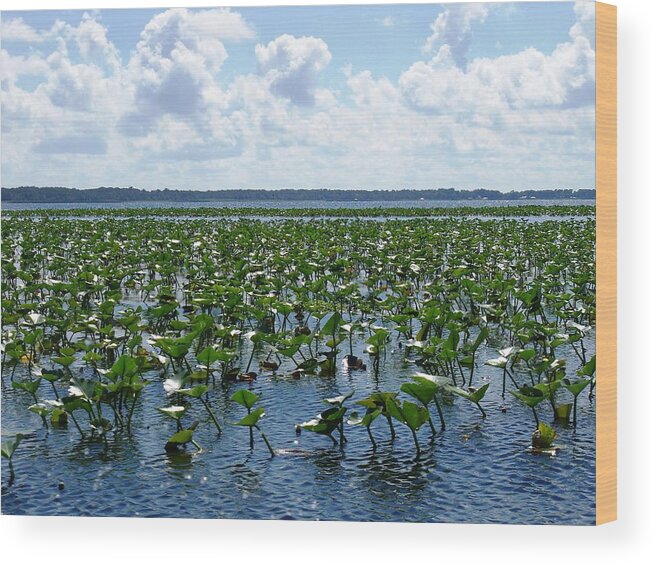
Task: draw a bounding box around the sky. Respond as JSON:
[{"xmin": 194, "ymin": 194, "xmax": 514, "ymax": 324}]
[{"xmin": 0, "ymin": 2, "xmax": 596, "ymax": 191}]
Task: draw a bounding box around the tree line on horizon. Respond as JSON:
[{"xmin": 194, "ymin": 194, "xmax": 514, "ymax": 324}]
[{"xmin": 1, "ymin": 186, "xmax": 595, "ymax": 203}]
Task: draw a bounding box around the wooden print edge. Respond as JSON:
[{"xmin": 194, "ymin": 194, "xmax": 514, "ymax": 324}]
[{"xmin": 595, "ymin": 1, "xmax": 617, "ymax": 526}]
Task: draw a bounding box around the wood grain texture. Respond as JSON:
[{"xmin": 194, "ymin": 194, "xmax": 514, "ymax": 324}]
[{"xmin": 595, "ymin": 1, "xmax": 617, "ymax": 526}]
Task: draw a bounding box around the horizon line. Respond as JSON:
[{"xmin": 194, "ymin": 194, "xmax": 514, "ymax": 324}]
[{"xmin": 2, "ymin": 186, "xmax": 596, "ymax": 192}]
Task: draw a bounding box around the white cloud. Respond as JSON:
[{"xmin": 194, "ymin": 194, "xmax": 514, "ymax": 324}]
[
  {"xmin": 0, "ymin": 17, "xmax": 45, "ymax": 42},
  {"xmin": 0, "ymin": 49, "xmax": 49, "ymax": 85},
  {"xmin": 0, "ymin": 5, "xmax": 595, "ymax": 191},
  {"xmin": 182, "ymin": 8, "xmax": 255, "ymax": 42},
  {"xmin": 346, "ymin": 68, "xmax": 399, "ymax": 108},
  {"xmin": 423, "ymin": 3, "xmax": 489, "ymax": 69},
  {"xmin": 38, "ymin": 53, "xmax": 107, "ymax": 111},
  {"xmin": 256, "ymin": 34, "xmax": 332, "ymax": 106},
  {"xmin": 134, "ymin": 8, "xmax": 234, "ymax": 71},
  {"xmin": 402, "ymin": 3, "xmax": 595, "ymax": 115},
  {"xmin": 571, "ymin": 0, "xmax": 595, "ymax": 40},
  {"xmin": 68, "ymin": 13, "xmax": 121, "ymax": 71},
  {"xmin": 1, "ymin": 14, "xmax": 125, "ymax": 163},
  {"xmin": 117, "ymin": 8, "xmax": 254, "ymax": 136}
]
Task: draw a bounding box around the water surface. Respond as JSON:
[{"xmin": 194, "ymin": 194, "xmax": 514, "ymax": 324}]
[
  {"xmin": 1, "ymin": 332, "xmax": 595, "ymax": 524},
  {"xmin": 2, "ymin": 198, "xmax": 595, "ymax": 212}
]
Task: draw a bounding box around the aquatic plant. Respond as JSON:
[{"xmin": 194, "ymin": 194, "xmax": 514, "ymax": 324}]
[
  {"xmin": 510, "ymin": 386, "xmax": 547, "ymax": 428},
  {"xmin": 196, "ymin": 346, "xmax": 228, "ymax": 382},
  {"xmin": 563, "ymin": 355, "xmax": 595, "ymax": 426},
  {"xmin": 12, "ymin": 378, "xmax": 45, "ymax": 426},
  {"xmin": 178, "ymin": 385, "xmax": 223, "ymax": 434},
  {"xmin": 355, "ymin": 392, "xmax": 400, "ymax": 440},
  {"xmin": 366, "ymin": 327, "xmax": 390, "ymax": 372},
  {"xmin": 577, "ymin": 354, "xmax": 597, "ymax": 400},
  {"xmin": 165, "ymin": 421, "xmax": 201, "ymax": 453},
  {"xmin": 231, "ymin": 389, "xmax": 275, "ymax": 457},
  {"xmin": 410, "ymin": 373, "xmax": 451, "ymax": 429},
  {"xmin": 485, "ymin": 348, "xmax": 519, "ymax": 397},
  {"xmin": 447, "ymin": 383, "xmax": 490, "ymax": 418},
  {"xmin": 531, "ymin": 422, "xmax": 558, "ymax": 450},
  {"xmin": 300, "ymin": 391, "xmax": 353, "ymax": 447},
  {"xmin": 103, "ymin": 354, "xmax": 147, "ymax": 433},
  {"xmin": 461, "ymin": 326, "xmax": 489, "ymax": 387},
  {"xmin": 400, "ymin": 378, "xmax": 441, "ymax": 434},
  {"xmin": 2, "ymin": 204, "xmax": 595, "ymax": 220},
  {"xmin": 157, "ymin": 405, "xmax": 187, "ymax": 431},
  {"xmin": 0, "ymin": 208, "xmax": 596, "ymax": 477},
  {"xmin": 384, "ymin": 398, "xmax": 430, "ymax": 457},
  {"xmin": 1, "ymin": 433, "xmax": 24, "ymax": 484}
]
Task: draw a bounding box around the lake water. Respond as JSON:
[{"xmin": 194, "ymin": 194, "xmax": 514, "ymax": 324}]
[
  {"xmin": 1, "ymin": 198, "xmax": 595, "ymax": 211},
  {"xmin": 1, "ymin": 210, "xmax": 596, "ymax": 524},
  {"xmin": 1, "ymin": 330, "xmax": 595, "ymax": 524}
]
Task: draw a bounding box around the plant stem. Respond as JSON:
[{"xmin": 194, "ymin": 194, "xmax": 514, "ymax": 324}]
[
  {"xmin": 433, "ymin": 395, "xmax": 446, "ymax": 429},
  {"xmin": 410, "ymin": 427, "xmax": 421, "ymax": 458},
  {"xmin": 339, "ymin": 421, "xmax": 346, "ymax": 447},
  {"xmin": 7, "ymin": 461, "xmax": 15, "ymax": 487},
  {"xmin": 386, "ymin": 414, "xmax": 396, "ymax": 440},
  {"xmin": 200, "ymin": 397, "xmax": 222, "ymax": 434},
  {"xmin": 69, "ymin": 412, "xmax": 85, "ymax": 438},
  {"xmin": 257, "ymin": 426, "xmax": 275, "ymax": 457},
  {"xmin": 366, "ymin": 425, "xmax": 377, "ymax": 450},
  {"xmin": 426, "ymin": 412, "xmax": 437, "ymax": 435},
  {"xmin": 245, "ymin": 343, "xmax": 256, "ymax": 373},
  {"xmin": 248, "ymin": 407, "xmax": 254, "ymax": 448},
  {"xmin": 456, "ymin": 358, "xmax": 466, "ymax": 386}
]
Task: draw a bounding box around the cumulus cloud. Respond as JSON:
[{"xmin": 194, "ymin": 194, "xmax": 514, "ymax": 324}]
[
  {"xmin": 571, "ymin": 0, "xmax": 595, "ymax": 40},
  {"xmin": 423, "ymin": 3, "xmax": 489, "ymax": 69},
  {"xmin": 132, "ymin": 8, "xmax": 241, "ymax": 71},
  {"xmin": 0, "ymin": 17, "xmax": 46, "ymax": 42},
  {"xmin": 38, "ymin": 53, "xmax": 107, "ymax": 111},
  {"xmin": 346, "ymin": 68, "xmax": 399, "ymax": 108},
  {"xmin": 0, "ymin": 49, "xmax": 49, "ymax": 85},
  {"xmin": 1, "ymin": 4, "xmax": 595, "ymax": 190},
  {"xmin": 1, "ymin": 13, "xmax": 127, "ymax": 170},
  {"xmin": 67, "ymin": 13, "xmax": 121, "ymax": 71},
  {"xmin": 1, "ymin": 13, "xmax": 124, "ymax": 115},
  {"xmin": 256, "ymin": 34, "xmax": 332, "ymax": 106},
  {"xmin": 402, "ymin": 2, "xmax": 595, "ymax": 115},
  {"xmin": 118, "ymin": 8, "xmax": 254, "ymax": 137},
  {"xmin": 182, "ymin": 8, "xmax": 255, "ymax": 42}
]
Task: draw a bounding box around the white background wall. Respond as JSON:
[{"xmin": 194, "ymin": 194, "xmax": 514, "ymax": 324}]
[{"xmin": 0, "ymin": 1, "xmax": 654, "ymax": 563}]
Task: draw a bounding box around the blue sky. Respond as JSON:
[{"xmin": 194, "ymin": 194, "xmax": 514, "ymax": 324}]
[{"xmin": 0, "ymin": 2, "xmax": 596, "ymax": 190}]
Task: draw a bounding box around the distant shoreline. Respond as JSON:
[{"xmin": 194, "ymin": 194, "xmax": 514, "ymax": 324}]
[{"xmin": 1, "ymin": 186, "xmax": 595, "ymax": 204}]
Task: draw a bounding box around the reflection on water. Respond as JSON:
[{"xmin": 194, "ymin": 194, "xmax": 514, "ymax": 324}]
[
  {"xmin": 230, "ymin": 462, "xmax": 262, "ymax": 495},
  {"xmin": 357, "ymin": 444, "xmax": 436, "ymax": 503},
  {"xmin": 166, "ymin": 452, "xmax": 194, "ymax": 472}
]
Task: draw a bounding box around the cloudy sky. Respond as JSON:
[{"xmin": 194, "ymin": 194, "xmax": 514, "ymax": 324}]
[{"xmin": 0, "ymin": 2, "xmax": 595, "ymax": 191}]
